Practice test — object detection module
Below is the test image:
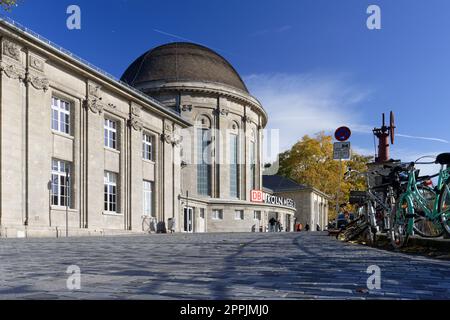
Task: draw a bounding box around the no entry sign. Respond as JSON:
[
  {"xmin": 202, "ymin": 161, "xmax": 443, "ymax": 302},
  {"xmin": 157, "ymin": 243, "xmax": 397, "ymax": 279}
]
[{"xmin": 335, "ymin": 126, "xmax": 351, "ymax": 142}]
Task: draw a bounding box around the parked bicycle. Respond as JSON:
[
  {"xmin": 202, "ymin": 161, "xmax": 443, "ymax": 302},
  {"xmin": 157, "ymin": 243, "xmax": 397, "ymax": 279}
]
[
  {"xmin": 390, "ymin": 153, "xmax": 450, "ymax": 248},
  {"xmin": 336, "ymin": 165, "xmax": 398, "ymax": 245}
]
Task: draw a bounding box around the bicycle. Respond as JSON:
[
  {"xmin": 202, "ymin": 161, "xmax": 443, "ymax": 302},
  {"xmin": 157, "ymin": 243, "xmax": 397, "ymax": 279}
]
[
  {"xmin": 337, "ymin": 166, "xmax": 398, "ymax": 245},
  {"xmin": 390, "ymin": 153, "xmax": 450, "ymax": 248}
]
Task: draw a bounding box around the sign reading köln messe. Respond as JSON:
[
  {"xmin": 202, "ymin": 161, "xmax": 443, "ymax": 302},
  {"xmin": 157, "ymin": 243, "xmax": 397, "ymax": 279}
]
[{"xmin": 250, "ymin": 190, "xmax": 295, "ymax": 208}]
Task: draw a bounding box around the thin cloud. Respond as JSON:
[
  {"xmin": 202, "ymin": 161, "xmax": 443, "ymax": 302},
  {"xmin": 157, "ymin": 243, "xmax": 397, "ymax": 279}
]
[
  {"xmin": 245, "ymin": 73, "xmax": 372, "ymax": 155},
  {"xmin": 152, "ymin": 29, "xmax": 233, "ymax": 56},
  {"xmin": 250, "ymin": 25, "xmax": 293, "ymax": 37},
  {"xmin": 396, "ymin": 134, "xmax": 449, "ymax": 144}
]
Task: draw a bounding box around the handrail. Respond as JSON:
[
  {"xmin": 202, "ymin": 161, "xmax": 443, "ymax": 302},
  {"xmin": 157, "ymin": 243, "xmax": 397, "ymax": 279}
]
[{"xmin": 0, "ymin": 15, "xmax": 184, "ymax": 119}]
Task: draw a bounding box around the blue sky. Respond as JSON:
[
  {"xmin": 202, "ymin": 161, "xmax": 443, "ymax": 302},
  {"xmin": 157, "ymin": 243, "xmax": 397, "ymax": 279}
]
[{"xmin": 4, "ymin": 0, "xmax": 450, "ymax": 168}]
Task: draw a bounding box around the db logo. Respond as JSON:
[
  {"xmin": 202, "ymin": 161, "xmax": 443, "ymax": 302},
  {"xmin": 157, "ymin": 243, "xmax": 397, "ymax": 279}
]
[{"xmin": 251, "ymin": 190, "xmax": 264, "ymax": 203}]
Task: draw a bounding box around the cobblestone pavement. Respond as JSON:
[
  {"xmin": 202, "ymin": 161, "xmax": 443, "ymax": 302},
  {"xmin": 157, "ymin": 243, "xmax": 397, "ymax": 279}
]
[{"xmin": 0, "ymin": 232, "xmax": 449, "ymax": 300}]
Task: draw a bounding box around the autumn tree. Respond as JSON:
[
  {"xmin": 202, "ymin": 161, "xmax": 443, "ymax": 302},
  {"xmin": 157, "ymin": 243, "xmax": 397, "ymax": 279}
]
[
  {"xmin": 0, "ymin": 0, "xmax": 18, "ymax": 11},
  {"xmin": 277, "ymin": 132, "xmax": 372, "ymax": 220}
]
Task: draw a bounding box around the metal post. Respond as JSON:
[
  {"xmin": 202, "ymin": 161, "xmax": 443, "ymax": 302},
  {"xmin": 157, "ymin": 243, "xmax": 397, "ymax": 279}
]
[{"xmin": 335, "ymin": 158, "xmax": 342, "ymax": 226}]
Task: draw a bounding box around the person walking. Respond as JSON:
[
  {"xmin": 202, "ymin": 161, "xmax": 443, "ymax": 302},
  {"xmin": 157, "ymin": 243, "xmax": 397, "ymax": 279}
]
[
  {"xmin": 305, "ymin": 224, "xmax": 310, "ymax": 231},
  {"xmin": 269, "ymin": 217, "xmax": 276, "ymax": 232}
]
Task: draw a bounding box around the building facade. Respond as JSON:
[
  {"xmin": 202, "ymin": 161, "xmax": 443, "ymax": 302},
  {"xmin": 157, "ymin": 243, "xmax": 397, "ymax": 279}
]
[
  {"xmin": 263, "ymin": 175, "xmax": 330, "ymax": 231},
  {"xmin": 0, "ymin": 19, "xmax": 296, "ymax": 238}
]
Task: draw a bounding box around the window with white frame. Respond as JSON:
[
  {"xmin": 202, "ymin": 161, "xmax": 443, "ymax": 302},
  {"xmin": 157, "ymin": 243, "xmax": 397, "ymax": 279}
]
[
  {"xmin": 197, "ymin": 128, "xmax": 211, "ymax": 196},
  {"xmin": 212, "ymin": 209, "xmax": 223, "ymax": 220},
  {"xmin": 230, "ymin": 132, "xmax": 239, "ymax": 198},
  {"xmin": 143, "ymin": 180, "xmax": 154, "ymax": 217},
  {"xmin": 254, "ymin": 211, "xmax": 261, "ymax": 221},
  {"xmin": 104, "ymin": 171, "xmax": 118, "ymax": 213},
  {"xmin": 51, "ymin": 159, "xmax": 71, "ymax": 207},
  {"xmin": 250, "ymin": 140, "xmax": 256, "ymax": 190},
  {"xmin": 104, "ymin": 118, "xmax": 117, "ymax": 149},
  {"xmin": 143, "ymin": 133, "xmax": 155, "ymax": 161},
  {"xmin": 51, "ymin": 97, "xmax": 70, "ymax": 134},
  {"xmin": 234, "ymin": 210, "xmax": 244, "ymax": 220}
]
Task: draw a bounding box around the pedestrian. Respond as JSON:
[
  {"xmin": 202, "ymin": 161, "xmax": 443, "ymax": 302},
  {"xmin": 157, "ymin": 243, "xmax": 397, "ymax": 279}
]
[
  {"xmin": 269, "ymin": 217, "xmax": 276, "ymax": 232},
  {"xmin": 168, "ymin": 217, "xmax": 175, "ymax": 234},
  {"xmin": 305, "ymin": 224, "xmax": 310, "ymax": 231},
  {"xmin": 316, "ymin": 224, "xmax": 321, "ymax": 231}
]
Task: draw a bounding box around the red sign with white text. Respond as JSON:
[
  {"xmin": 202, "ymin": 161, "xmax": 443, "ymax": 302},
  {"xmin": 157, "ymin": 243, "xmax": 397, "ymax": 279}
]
[{"xmin": 250, "ymin": 190, "xmax": 264, "ymax": 203}]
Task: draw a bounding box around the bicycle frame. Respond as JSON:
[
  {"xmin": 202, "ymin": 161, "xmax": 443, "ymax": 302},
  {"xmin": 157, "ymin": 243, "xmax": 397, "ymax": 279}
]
[
  {"xmin": 398, "ymin": 165, "xmax": 450, "ymax": 234},
  {"xmin": 349, "ymin": 170, "xmax": 394, "ymax": 232}
]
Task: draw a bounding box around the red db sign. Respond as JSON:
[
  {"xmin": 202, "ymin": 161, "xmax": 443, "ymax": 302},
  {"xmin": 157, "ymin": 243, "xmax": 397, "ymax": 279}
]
[{"xmin": 251, "ymin": 190, "xmax": 264, "ymax": 203}]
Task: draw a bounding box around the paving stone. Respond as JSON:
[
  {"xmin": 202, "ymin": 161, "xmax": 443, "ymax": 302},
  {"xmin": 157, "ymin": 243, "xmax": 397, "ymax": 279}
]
[{"xmin": 1, "ymin": 232, "xmax": 450, "ymax": 299}]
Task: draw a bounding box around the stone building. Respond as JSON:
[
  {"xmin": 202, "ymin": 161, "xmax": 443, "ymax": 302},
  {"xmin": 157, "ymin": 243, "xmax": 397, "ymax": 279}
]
[
  {"xmin": 0, "ymin": 18, "xmax": 296, "ymax": 237},
  {"xmin": 263, "ymin": 175, "xmax": 330, "ymax": 231}
]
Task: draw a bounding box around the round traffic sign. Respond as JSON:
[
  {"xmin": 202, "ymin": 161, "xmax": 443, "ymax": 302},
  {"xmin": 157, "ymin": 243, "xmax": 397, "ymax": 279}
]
[{"xmin": 335, "ymin": 126, "xmax": 351, "ymax": 142}]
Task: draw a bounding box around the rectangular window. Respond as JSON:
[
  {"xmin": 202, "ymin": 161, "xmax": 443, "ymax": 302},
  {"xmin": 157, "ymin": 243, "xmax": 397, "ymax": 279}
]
[
  {"xmin": 51, "ymin": 97, "xmax": 70, "ymax": 134},
  {"xmin": 104, "ymin": 119, "xmax": 117, "ymax": 150},
  {"xmin": 212, "ymin": 209, "xmax": 223, "ymax": 220},
  {"xmin": 143, "ymin": 180, "xmax": 154, "ymax": 217},
  {"xmin": 230, "ymin": 133, "xmax": 239, "ymax": 198},
  {"xmin": 197, "ymin": 128, "xmax": 211, "ymax": 196},
  {"xmin": 51, "ymin": 159, "xmax": 71, "ymax": 207},
  {"xmin": 254, "ymin": 211, "xmax": 261, "ymax": 221},
  {"xmin": 104, "ymin": 171, "xmax": 118, "ymax": 213},
  {"xmin": 234, "ymin": 210, "xmax": 244, "ymax": 220},
  {"xmin": 143, "ymin": 133, "xmax": 155, "ymax": 161}
]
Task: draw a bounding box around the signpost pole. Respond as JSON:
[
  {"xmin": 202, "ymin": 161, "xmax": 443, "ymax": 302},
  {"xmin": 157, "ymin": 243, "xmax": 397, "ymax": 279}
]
[
  {"xmin": 335, "ymin": 157, "xmax": 342, "ymax": 221},
  {"xmin": 333, "ymin": 126, "xmax": 352, "ymax": 227}
]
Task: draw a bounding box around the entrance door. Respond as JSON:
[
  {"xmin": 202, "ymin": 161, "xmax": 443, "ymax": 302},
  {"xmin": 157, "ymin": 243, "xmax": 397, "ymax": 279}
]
[
  {"xmin": 268, "ymin": 212, "xmax": 278, "ymax": 232},
  {"xmin": 183, "ymin": 207, "xmax": 194, "ymax": 233},
  {"xmin": 197, "ymin": 208, "xmax": 206, "ymax": 233}
]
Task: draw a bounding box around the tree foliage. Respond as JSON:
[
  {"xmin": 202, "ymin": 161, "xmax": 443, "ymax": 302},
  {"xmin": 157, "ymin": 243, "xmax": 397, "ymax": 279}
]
[
  {"xmin": 277, "ymin": 132, "xmax": 372, "ymax": 220},
  {"xmin": 0, "ymin": 0, "xmax": 18, "ymax": 11}
]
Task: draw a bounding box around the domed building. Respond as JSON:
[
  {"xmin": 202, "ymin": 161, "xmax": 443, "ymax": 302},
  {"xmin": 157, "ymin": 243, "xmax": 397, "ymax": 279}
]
[
  {"xmin": 122, "ymin": 43, "xmax": 296, "ymax": 233},
  {"xmin": 0, "ymin": 17, "xmax": 298, "ymax": 237}
]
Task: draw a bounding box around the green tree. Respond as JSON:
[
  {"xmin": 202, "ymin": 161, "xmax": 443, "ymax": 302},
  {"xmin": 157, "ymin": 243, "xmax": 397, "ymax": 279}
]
[
  {"xmin": 278, "ymin": 132, "xmax": 372, "ymax": 220},
  {"xmin": 1, "ymin": 0, "xmax": 18, "ymax": 11}
]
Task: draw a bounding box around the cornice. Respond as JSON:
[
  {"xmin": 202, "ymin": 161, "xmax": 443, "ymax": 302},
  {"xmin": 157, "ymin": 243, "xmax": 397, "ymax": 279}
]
[{"xmin": 137, "ymin": 81, "xmax": 268, "ymax": 128}]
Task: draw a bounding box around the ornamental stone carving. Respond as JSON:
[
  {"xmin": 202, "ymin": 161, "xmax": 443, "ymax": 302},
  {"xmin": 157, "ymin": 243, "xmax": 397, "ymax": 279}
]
[
  {"xmin": 3, "ymin": 40, "xmax": 21, "ymax": 61},
  {"xmin": 83, "ymin": 97, "xmax": 104, "ymax": 114},
  {"xmin": 25, "ymin": 73, "xmax": 49, "ymax": 91},
  {"xmin": 181, "ymin": 104, "xmax": 192, "ymax": 112},
  {"xmin": 88, "ymin": 82, "xmax": 102, "ymax": 98},
  {"xmin": 164, "ymin": 123, "xmax": 173, "ymax": 132},
  {"xmin": 242, "ymin": 115, "xmax": 252, "ymax": 123},
  {"xmin": 84, "ymin": 81, "xmax": 105, "ymax": 114},
  {"xmin": 29, "ymin": 55, "xmax": 45, "ymax": 72},
  {"xmin": 213, "ymin": 108, "xmax": 229, "ymax": 116},
  {"xmin": 161, "ymin": 133, "xmax": 173, "ymax": 145},
  {"xmin": 161, "ymin": 132, "xmax": 183, "ymax": 146},
  {"xmin": 131, "ymin": 104, "xmax": 141, "ymax": 117},
  {"xmin": 0, "ymin": 63, "xmax": 25, "ymax": 80},
  {"xmin": 128, "ymin": 117, "xmax": 143, "ymax": 131}
]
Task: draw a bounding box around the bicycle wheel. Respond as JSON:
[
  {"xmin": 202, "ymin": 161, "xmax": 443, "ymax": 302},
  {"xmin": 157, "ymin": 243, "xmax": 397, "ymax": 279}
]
[
  {"xmin": 438, "ymin": 179, "xmax": 450, "ymax": 236},
  {"xmin": 390, "ymin": 197, "xmax": 410, "ymax": 248},
  {"xmin": 413, "ymin": 186, "xmax": 444, "ymax": 238}
]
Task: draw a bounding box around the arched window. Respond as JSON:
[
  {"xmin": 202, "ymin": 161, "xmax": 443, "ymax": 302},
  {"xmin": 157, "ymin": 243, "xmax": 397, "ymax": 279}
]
[
  {"xmin": 196, "ymin": 115, "xmax": 212, "ymax": 196},
  {"xmin": 229, "ymin": 121, "xmax": 240, "ymax": 198},
  {"xmin": 249, "ymin": 128, "xmax": 257, "ymax": 190}
]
